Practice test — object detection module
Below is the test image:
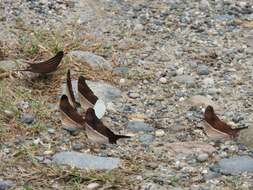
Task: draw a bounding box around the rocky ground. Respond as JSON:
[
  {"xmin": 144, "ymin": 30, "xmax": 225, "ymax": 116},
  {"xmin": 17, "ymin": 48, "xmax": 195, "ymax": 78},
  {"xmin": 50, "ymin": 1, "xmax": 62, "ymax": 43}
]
[{"xmin": 0, "ymin": 0, "xmax": 253, "ymax": 189}]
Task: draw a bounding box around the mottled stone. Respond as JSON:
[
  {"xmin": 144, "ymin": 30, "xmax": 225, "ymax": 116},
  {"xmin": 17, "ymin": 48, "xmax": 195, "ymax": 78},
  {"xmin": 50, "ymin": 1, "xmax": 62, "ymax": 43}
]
[
  {"xmin": 127, "ymin": 120, "xmax": 154, "ymax": 132},
  {"xmin": 214, "ymin": 156, "xmax": 253, "ymax": 174},
  {"xmin": 69, "ymin": 51, "xmax": 112, "ymax": 70},
  {"xmin": 52, "ymin": 151, "xmax": 120, "ymax": 170}
]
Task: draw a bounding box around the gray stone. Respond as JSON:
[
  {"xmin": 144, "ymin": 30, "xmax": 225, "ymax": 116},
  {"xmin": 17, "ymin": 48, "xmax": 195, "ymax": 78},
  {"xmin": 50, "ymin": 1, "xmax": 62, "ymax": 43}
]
[
  {"xmin": 128, "ymin": 92, "xmax": 140, "ymax": 99},
  {"xmin": 197, "ymin": 65, "xmax": 209, "ymax": 75},
  {"xmin": 47, "ymin": 128, "xmax": 55, "ymax": 134},
  {"xmin": 20, "ymin": 113, "xmax": 35, "ymax": 124},
  {"xmin": 200, "ymin": 0, "xmax": 210, "ymax": 10},
  {"xmin": 62, "ymin": 125, "xmax": 79, "ymax": 135},
  {"xmin": 127, "ymin": 120, "xmax": 154, "ymax": 132},
  {"xmin": 173, "ymin": 75, "xmax": 196, "ymax": 87},
  {"xmin": 69, "ymin": 51, "xmax": 112, "ymax": 70},
  {"xmin": 87, "ymin": 81, "xmax": 122, "ymax": 104},
  {"xmin": 0, "ymin": 180, "xmax": 15, "ymax": 190},
  {"xmin": 197, "ymin": 153, "xmax": 209, "ymax": 162},
  {"xmin": 52, "ymin": 151, "xmax": 120, "ymax": 170},
  {"xmin": 0, "ymin": 60, "xmax": 21, "ymax": 71},
  {"xmin": 215, "ymin": 156, "xmax": 253, "ymax": 174},
  {"xmin": 72, "ymin": 143, "xmax": 83, "ymax": 151},
  {"xmin": 139, "ymin": 134, "xmax": 155, "ymax": 143},
  {"xmin": 113, "ymin": 66, "xmax": 129, "ymax": 74}
]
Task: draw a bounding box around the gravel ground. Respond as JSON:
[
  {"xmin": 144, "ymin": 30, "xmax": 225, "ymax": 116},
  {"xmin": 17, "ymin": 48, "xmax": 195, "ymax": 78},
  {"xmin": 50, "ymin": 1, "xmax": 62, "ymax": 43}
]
[{"xmin": 0, "ymin": 0, "xmax": 253, "ymax": 189}]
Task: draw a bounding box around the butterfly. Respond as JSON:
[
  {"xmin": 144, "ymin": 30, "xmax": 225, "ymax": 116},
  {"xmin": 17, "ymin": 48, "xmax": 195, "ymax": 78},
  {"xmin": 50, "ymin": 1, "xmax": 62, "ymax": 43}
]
[
  {"xmin": 15, "ymin": 51, "xmax": 64, "ymax": 74},
  {"xmin": 84, "ymin": 108, "xmax": 130, "ymax": 144},
  {"xmin": 204, "ymin": 105, "xmax": 248, "ymax": 139}
]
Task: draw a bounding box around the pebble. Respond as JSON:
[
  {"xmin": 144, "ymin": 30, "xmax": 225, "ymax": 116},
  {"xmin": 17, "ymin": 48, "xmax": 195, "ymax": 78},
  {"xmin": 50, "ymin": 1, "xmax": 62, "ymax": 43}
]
[
  {"xmin": 4, "ymin": 110, "xmax": 14, "ymax": 119},
  {"xmin": 72, "ymin": 143, "xmax": 83, "ymax": 151},
  {"xmin": 155, "ymin": 129, "xmax": 165, "ymax": 137},
  {"xmin": 176, "ymin": 67, "xmax": 184, "ymax": 75},
  {"xmin": 47, "ymin": 128, "xmax": 55, "ymax": 134},
  {"xmin": 87, "ymin": 182, "xmax": 100, "ymax": 189},
  {"xmin": 197, "ymin": 153, "xmax": 209, "ymax": 162},
  {"xmin": 203, "ymin": 78, "xmax": 214, "ymax": 87},
  {"xmin": 128, "ymin": 92, "xmax": 140, "ymax": 99},
  {"xmin": 20, "ymin": 113, "xmax": 35, "ymax": 124},
  {"xmin": 197, "ymin": 65, "xmax": 209, "ymax": 75},
  {"xmin": 159, "ymin": 77, "xmax": 167, "ymax": 84}
]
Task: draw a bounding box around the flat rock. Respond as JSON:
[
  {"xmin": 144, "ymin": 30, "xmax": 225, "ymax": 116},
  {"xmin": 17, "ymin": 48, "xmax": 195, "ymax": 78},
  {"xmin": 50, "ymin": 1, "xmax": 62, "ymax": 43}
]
[
  {"xmin": 52, "ymin": 151, "xmax": 120, "ymax": 170},
  {"xmin": 173, "ymin": 75, "xmax": 196, "ymax": 87},
  {"xmin": 87, "ymin": 81, "xmax": 122, "ymax": 104},
  {"xmin": 214, "ymin": 156, "xmax": 253, "ymax": 174},
  {"xmin": 163, "ymin": 141, "xmax": 216, "ymax": 155},
  {"xmin": 69, "ymin": 51, "xmax": 112, "ymax": 70},
  {"xmin": 127, "ymin": 120, "xmax": 154, "ymax": 132},
  {"xmin": 0, "ymin": 180, "xmax": 15, "ymax": 190},
  {"xmin": 0, "ymin": 60, "xmax": 21, "ymax": 71},
  {"xmin": 187, "ymin": 95, "xmax": 221, "ymax": 111},
  {"xmin": 139, "ymin": 134, "xmax": 155, "ymax": 143}
]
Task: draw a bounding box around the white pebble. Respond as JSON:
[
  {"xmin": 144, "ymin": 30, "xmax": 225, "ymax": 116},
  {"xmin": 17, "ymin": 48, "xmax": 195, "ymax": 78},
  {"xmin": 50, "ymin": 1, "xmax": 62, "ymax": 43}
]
[
  {"xmin": 159, "ymin": 77, "xmax": 167, "ymax": 84},
  {"xmin": 87, "ymin": 182, "xmax": 100, "ymax": 189},
  {"xmin": 155, "ymin": 129, "xmax": 165, "ymax": 137}
]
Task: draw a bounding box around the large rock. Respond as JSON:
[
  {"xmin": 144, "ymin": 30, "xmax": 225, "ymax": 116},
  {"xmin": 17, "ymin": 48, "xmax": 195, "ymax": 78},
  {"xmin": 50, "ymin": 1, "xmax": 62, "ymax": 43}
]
[
  {"xmin": 213, "ymin": 156, "xmax": 253, "ymax": 174},
  {"xmin": 69, "ymin": 51, "xmax": 112, "ymax": 70},
  {"xmin": 0, "ymin": 60, "xmax": 22, "ymax": 71},
  {"xmin": 0, "ymin": 180, "xmax": 15, "ymax": 190},
  {"xmin": 52, "ymin": 151, "xmax": 120, "ymax": 170},
  {"xmin": 163, "ymin": 141, "xmax": 216, "ymax": 155}
]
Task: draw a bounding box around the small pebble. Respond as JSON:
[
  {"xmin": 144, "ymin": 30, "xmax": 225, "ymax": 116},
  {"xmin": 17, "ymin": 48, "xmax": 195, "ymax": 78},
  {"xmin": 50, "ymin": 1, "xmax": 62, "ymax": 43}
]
[
  {"xmin": 128, "ymin": 92, "xmax": 140, "ymax": 99},
  {"xmin": 21, "ymin": 113, "xmax": 35, "ymax": 124},
  {"xmin": 155, "ymin": 129, "xmax": 165, "ymax": 137},
  {"xmin": 87, "ymin": 182, "xmax": 100, "ymax": 189},
  {"xmin": 48, "ymin": 128, "xmax": 55, "ymax": 134},
  {"xmin": 159, "ymin": 77, "xmax": 167, "ymax": 84},
  {"xmin": 119, "ymin": 78, "xmax": 126, "ymax": 84},
  {"xmin": 4, "ymin": 110, "xmax": 14, "ymax": 119},
  {"xmin": 197, "ymin": 65, "xmax": 209, "ymax": 75},
  {"xmin": 197, "ymin": 153, "xmax": 209, "ymax": 162}
]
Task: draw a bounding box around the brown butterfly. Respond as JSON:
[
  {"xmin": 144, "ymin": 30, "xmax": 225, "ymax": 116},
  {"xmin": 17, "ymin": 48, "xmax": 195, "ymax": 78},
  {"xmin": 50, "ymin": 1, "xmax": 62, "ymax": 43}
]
[
  {"xmin": 66, "ymin": 70, "xmax": 80, "ymax": 109},
  {"xmin": 204, "ymin": 105, "xmax": 248, "ymax": 139},
  {"xmin": 59, "ymin": 95, "xmax": 85, "ymax": 129},
  {"xmin": 15, "ymin": 51, "xmax": 64, "ymax": 74},
  {"xmin": 77, "ymin": 76, "xmax": 98, "ymax": 111},
  {"xmin": 84, "ymin": 108, "xmax": 130, "ymax": 144}
]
